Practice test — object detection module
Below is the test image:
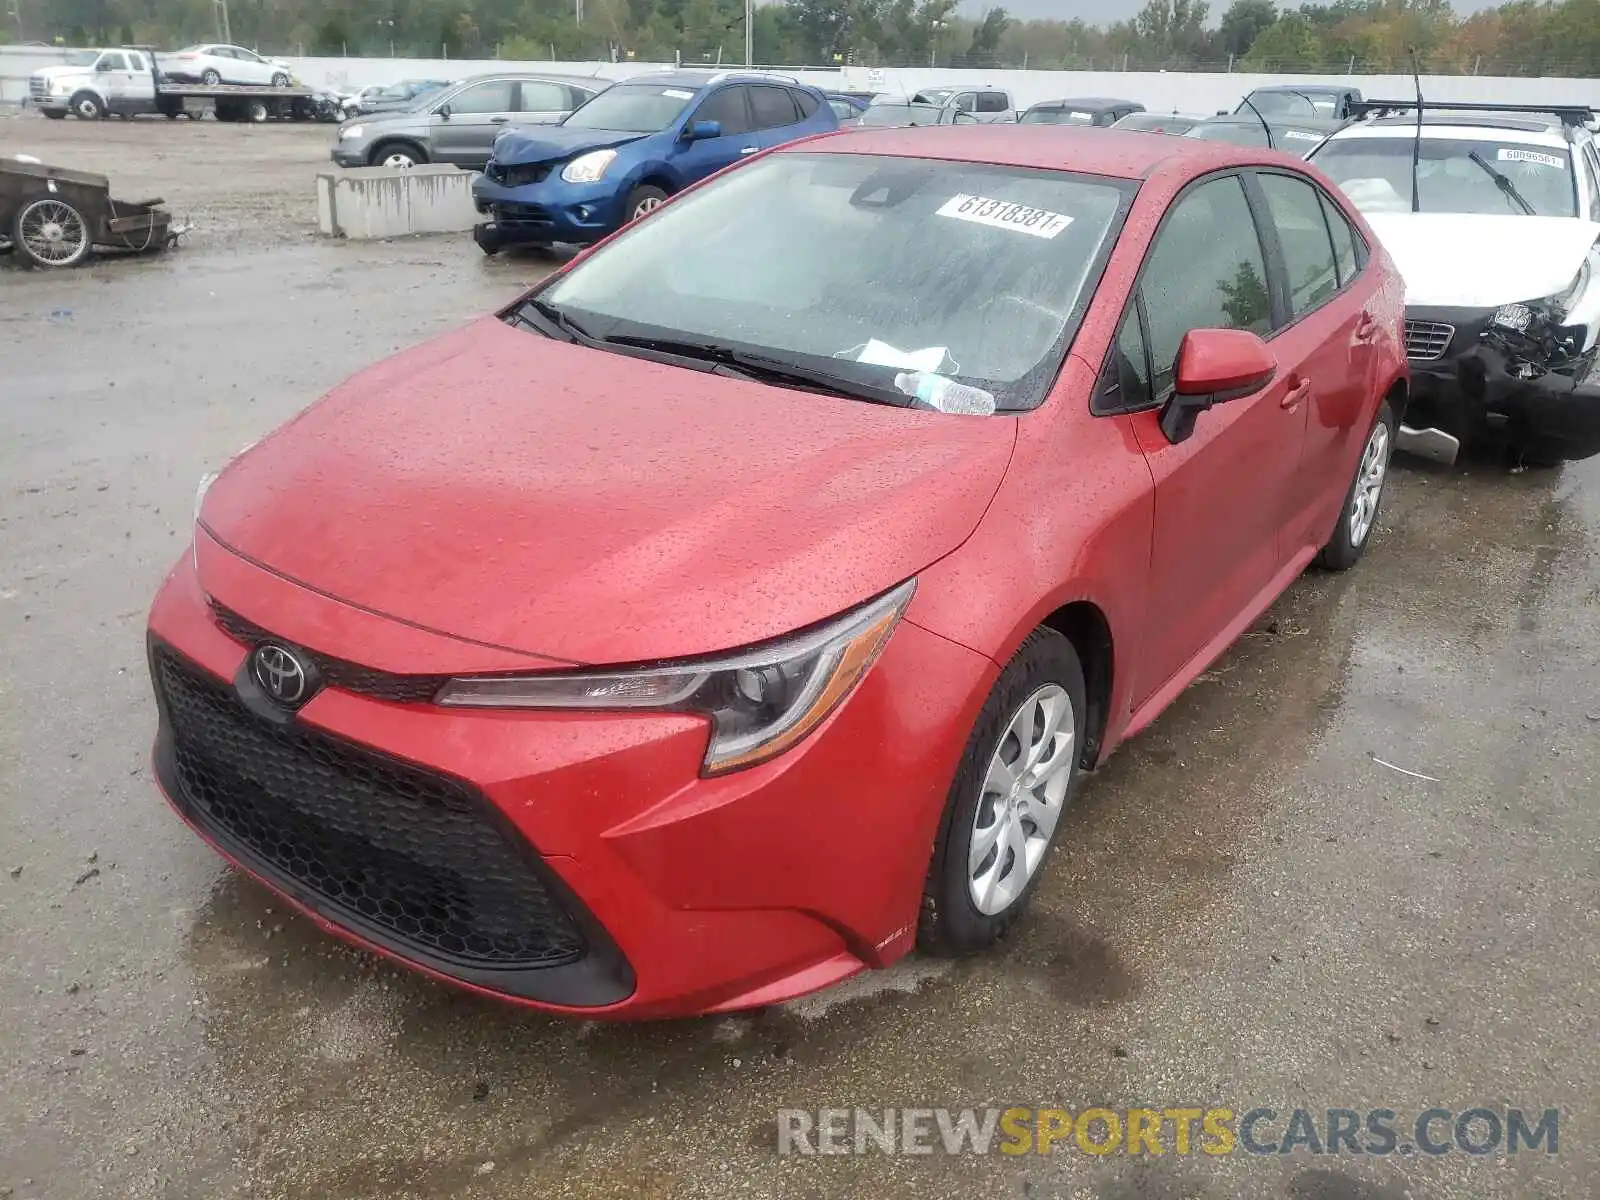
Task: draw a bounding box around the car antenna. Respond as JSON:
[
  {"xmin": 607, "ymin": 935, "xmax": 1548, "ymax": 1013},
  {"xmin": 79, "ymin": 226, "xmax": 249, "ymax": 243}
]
[
  {"xmin": 1239, "ymin": 95, "xmax": 1274, "ymax": 150},
  {"xmin": 1409, "ymin": 46, "xmax": 1424, "ymax": 213}
]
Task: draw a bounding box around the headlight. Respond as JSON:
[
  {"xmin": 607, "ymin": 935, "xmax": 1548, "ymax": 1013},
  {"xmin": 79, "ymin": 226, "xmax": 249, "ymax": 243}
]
[
  {"xmin": 560, "ymin": 149, "xmax": 617, "ymax": 184},
  {"xmin": 1547, "ymin": 258, "xmax": 1591, "ymax": 317},
  {"xmin": 191, "ymin": 472, "xmax": 218, "ymax": 570},
  {"xmin": 436, "ymin": 579, "xmax": 915, "ymax": 774},
  {"xmin": 340, "ymin": 124, "xmax": 364, "ymax": 140}
]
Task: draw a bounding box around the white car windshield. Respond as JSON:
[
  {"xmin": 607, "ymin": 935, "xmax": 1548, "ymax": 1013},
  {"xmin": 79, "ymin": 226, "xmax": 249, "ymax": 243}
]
[
  {"xmin": 563, "ymin": 84, "xmax": 695, "ymax": 132},
  {"xmin": 64, "ymin": 50, "xmax": 100, "ymax": 66},
  {"xmin": 859, "ymin": 103, "xmax": 951, "ymax": 127},
  {"xmin": 1314, "ymin": 136, "xmax": 1577, "ymax": 217},
  {"xmin": 1020, "ymin": 108, "xmax": 1096, "ymax": 126},
  {"xmin": 533, "ymin": 152, "xmax": 1132, "ymax": 411}
]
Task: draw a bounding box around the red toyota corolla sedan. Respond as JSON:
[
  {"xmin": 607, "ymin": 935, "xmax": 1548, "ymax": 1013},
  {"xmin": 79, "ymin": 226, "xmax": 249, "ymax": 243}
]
[{"xmin": 147, "ymin": 126, "xmax": 1406, "ymax": 1019}]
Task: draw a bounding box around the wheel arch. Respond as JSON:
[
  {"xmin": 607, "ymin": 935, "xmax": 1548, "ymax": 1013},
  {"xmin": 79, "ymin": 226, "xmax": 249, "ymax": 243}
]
[
  {"xmin": 1035, "ymin": 600, "xmax": 1115, "ymax": 769},
  {"xmin": 368, "ymin": 136, "xmax": 428, "ymax": 165}
]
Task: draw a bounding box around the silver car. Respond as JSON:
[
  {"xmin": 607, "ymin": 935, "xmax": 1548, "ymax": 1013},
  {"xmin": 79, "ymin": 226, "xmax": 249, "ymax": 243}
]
[{"xmin": 331, "ymin": 73, "xmax": 608, "ymax": 170}]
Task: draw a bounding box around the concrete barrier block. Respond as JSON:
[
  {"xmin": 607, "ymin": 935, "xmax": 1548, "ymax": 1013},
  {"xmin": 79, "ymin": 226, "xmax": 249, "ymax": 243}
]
[{"xmin": 315, "ymin": 165, "xmax": 481, "ymax": 241}]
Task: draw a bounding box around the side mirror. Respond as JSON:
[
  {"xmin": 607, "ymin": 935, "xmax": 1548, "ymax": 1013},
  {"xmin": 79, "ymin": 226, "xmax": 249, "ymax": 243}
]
[
  {"xmin": 1160, "ymin": 328, "xmax": 1277, "ymax": 444},
  {"xmin": 684, "ymin": 119, "xmax": 722, "ymax": 141},
  {"xmin": 437, "ymin": 104, "xmax": 451, "ymax": 119}
]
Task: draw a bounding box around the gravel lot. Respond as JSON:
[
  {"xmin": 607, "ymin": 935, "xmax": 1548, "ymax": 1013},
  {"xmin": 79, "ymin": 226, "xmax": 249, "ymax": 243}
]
[{"xmin": 2, "ymin": 115, "xmax": 1598, "ymax": 1200}]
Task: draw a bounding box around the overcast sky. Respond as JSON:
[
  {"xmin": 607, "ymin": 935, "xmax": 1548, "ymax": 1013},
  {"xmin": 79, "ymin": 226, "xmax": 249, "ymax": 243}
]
[{"xmin": 965, "ymin": 0, "xmax": 1503, "ymax": 23}]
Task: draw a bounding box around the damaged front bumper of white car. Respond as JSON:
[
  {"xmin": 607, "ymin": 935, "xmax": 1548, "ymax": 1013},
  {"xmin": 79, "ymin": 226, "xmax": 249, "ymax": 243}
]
[{"xmin": 1399, "ymin": 301, "xmax": 1600, "ymax": 466}]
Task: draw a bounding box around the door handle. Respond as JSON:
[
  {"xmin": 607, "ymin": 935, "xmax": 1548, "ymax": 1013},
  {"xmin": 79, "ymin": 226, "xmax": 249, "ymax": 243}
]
[
  {"xmin": 740, "ymin": 146, "xmax": 759, "ymax": 155},
  {"xmin": 1353, "ymin": 313, "xmax": 1378, "ymax": 343},
  {"xmin": 489, "ymin": 116, "xmax": 510, "ymax": 123},
  {"xmin": 1281, "ymin": 377, "xmax": 1313, "ymax": 410}
]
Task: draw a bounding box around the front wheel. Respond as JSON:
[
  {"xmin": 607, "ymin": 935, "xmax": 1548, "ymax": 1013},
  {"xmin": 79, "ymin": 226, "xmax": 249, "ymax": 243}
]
[
  {"xmin": 42, "ymin": 108, "xmax": 67, "ymax": 120},
  {"xmin": 69, "ymin": 91, "xmax": 106, "ymax": 120},
  {"xmin": 1318, "ymin": 397, "xmax": 1395, "ymax": 571},
  {"xmin": 201, "ymin": 68, "xmax": 222, "ymax": 85},
  {"xmin": 271, "ymin": 72, "xmax": 290, "ymax": 88},
  {"xmin": 371, "ymin": 142, "xmax": 425, "ymax": 168},
  {"xmin": 919, "ymin": 628, "xmax": 1086, "ymax": 955},
  {"xmin": 623, "ymin": 184, "xmax": 669, "ymax": 223}
]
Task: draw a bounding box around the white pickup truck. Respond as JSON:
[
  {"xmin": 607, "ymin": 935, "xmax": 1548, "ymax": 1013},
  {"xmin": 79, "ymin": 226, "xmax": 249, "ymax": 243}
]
[{"xmin": 28, "ymin": 47, "xmax": 313, "ymax": 122}]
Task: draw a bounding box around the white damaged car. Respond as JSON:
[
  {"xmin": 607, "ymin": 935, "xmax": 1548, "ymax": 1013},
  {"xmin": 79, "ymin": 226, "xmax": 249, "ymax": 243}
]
[{"xmin": 1310, "ymin": 104, "xmax": 1600, "ymax": 466}]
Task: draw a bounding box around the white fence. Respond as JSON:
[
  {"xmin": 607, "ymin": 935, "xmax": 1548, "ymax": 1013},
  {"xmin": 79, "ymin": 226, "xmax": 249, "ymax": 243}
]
[{"xmin": 5, "ymin": 44, "xmax": 1600, "ymax": 117}]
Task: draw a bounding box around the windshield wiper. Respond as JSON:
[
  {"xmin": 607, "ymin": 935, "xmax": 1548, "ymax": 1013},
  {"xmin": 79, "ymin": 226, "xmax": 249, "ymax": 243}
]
[
  {"xmin": 600, "ymin": 334, "xmax": 915, "ymax": 408},
  {"xmin": 1468, "ymin": 150, "xmax": 1537, "ymax": 215},
  {"xmin": 510, "ymin": 296, "xmax": 601, "ymax": 344}
]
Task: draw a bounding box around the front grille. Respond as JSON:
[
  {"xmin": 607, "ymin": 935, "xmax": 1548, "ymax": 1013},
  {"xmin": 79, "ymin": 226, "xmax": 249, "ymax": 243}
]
[
  {"xmin": 1404, "ymin": 319, "xmax": 1455, "ymax": 362},
  {"xmin": 29, "ymin": 78, "xmax": 47, "ymax": 100},
  {"xmin": 154, "ymin": 644, "xmax": 586, "ymax": 969},
  {"xmin": 487, "ymin": 161, "xmax": 551, "ymax": 187},
  {"xmin": 490, "ymin": 202, "xmax": 555, "ymax": 229},
  {"xmin": 210, "ymin": 601, "xmax": 447, "ymax": 704}
]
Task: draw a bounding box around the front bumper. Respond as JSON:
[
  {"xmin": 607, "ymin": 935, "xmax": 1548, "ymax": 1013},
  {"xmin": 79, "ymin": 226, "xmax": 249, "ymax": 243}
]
[
  {"xmin": 1401, "ymin": 306, "xmax": 1600, "ymax": 465},
  {"xmin": 330, "ymin": 144, "xmax": 368, "ymax": 167},
  {"xmin": 146, "ymin": 543, "xmax": 994, "ymax": 1018},
  {"xmin": 470, "ymin": 173, "xmax": 626, "ymax": 248}
]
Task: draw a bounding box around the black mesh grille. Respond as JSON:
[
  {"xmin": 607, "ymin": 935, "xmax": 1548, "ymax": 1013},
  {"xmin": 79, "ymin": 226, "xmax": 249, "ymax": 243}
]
[
  {"xmin": 153, "ymin": 645, "xmax": 586, "ymax": 969},
  {"xmin": 210, "ymin": 601, "xmax": 447, "ymax": 704},
  {"xmin": 487, "ymin": 161, "xmax": 552, "ymax": 187}
]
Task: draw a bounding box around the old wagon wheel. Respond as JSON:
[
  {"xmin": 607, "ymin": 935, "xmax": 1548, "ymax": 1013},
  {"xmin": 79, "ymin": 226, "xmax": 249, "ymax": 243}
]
[{"xmin": 12, "ymin": 197, "xmax": 93, "ymax": 268}]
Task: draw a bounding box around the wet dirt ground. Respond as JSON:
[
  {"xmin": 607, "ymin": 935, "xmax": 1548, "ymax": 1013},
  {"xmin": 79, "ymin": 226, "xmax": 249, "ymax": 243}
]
[{"xmin": 3, "ymin": 118, "xmax": 1599, "ymax": 1200}]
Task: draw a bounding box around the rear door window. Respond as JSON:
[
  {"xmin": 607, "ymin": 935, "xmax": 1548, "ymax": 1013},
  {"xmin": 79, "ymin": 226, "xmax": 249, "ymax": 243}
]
[
  {"xmin": 1257, "ymin": 172, "xmax": 1341, "ymax": 318},
  {"xmin": 977, "ymin": 91, "xmax": 1009, "ymax": 114},
  {"xmin": 449, "ymin": 80, "xmax": 515, "ymax": 114},
  {"xmin": 748, "ymin": 85, "xmax": 800, "ymax": 130},
  {"xmin": 100, "ymin": 52, "xmax": 128, "ymax": 71},
  {"xmin": 517, "ymin": 81, "xmax": 569, "ymax": 113},
  {"xmin": 692, "ymin": 86, "xmax": 753, "ymax": 136}
]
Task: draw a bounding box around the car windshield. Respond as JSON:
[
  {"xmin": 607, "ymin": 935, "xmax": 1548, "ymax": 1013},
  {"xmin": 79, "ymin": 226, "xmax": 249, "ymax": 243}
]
[
  {"xmin": 1020, "ymin": 108, "xmax": 1096, "ymax": 126},
  {"xmin": 379, "ymin": 82, "xmax": 417, "ymax": 100},
  {"xmin": 525, "ymin": 152, "xmax": 1133, "ymax": 411},
  {"xmin": 913, "ymin": 88, "xmax": 957, "ymax": 105},
  {"xmin": 1313, "ymin": 136, "xmax": 1577, "ymax": 216},
  {"xmin": 1241, "ymin": 90, "xmax": 1323, "ymax": 119},
  {"xmin": 1116, "ymin": 114, "xmax": 1195, "ymax": 133},
  {"xmin": 1187, "ymin": 121, "xmax": 1325, "ymax": 155},
  {"xmin": 859, "ymin": 103, "xmax": 948, "ymax": 127},
  {"xmin": 64, "ymin": 50, "xmax": 100, "ymax": 65},
  {"xmin": 563, "ymin": 83, "xmax": 696, "ymax": 132}
]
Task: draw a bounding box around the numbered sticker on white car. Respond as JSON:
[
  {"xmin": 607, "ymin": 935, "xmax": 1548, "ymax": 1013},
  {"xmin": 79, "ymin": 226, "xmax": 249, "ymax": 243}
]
[
  {"xmin": 935, "ymin": 194, "xmax": 1074, "ymax": 238},
  {"xmin": 1498, "ymin": 148, "xmax": 1565, "ymax": 169}
]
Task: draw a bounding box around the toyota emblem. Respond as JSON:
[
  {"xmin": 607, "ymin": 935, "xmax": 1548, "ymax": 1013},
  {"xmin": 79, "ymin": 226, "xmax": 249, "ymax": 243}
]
[{"xmin": 251, "ymin": 643, "xmax": 311, "ymax": 707}]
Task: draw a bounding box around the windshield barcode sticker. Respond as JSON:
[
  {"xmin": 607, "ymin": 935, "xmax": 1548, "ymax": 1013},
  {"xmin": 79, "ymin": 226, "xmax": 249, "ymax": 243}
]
[
  {"xmin": 1498, "ymin": 148, "xmax": 1564, "ymax": 169},
  {"xmin": 1282, "ymin": 129, "xmax": 1321, "ymax": 141},
  {"xmin": 662, "ymin": 88, "xmax": 695, "ymax": 99},
  {"xmin": 936, "ymin": 194, "xmax": 1074, "ymax": 238}
]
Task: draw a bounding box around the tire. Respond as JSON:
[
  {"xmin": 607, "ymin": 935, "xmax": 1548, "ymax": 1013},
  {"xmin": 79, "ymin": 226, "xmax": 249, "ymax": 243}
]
[
  {"xmin": 1512, "ymin": 438, "xmax": 1566, "ymax": 469},
  {"xmin": 919, "ymin": 628, "xmax": 1087, "ymax": 955},
  {"xmin": 245, "ymin": 100, "xmax": 270, "ymax": 123},
  {"xmin": 271, "ymin": 72, "xmax": 290, "ymax": 88},
  {"xmin": 69, "ymin": 91, "xmax": 106, "ymax": 120},
  {"xmin": 42, "ymin": 108, "xmax": 67, "ymax": 120},
  {"xmin": 370, "ymin": 141, "xmax": 426, "ymax": 168},
  {"xmin": 623, "ymin": 184, "xmax": 669, "ymax": 223},
  {"xmin": 1317, "ymin": 397, "xmax": 1396, "ymax": 571},
  {"xmin": 12, "ymin": 195, "xmax": 93, "ymax": 269},
  {"xmin": 201, "ymin": 68, "xmax": 222, "ymax": 85}
]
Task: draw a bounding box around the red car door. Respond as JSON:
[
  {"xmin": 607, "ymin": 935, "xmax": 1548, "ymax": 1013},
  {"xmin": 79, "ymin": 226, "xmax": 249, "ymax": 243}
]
[
  {"xmin": 1252, "ymin": 170, "xmax": 1381, "ymax": 557},
  {"xmin": 1102, "ymin": 173, "xmax": 1312, "ymax": 718}
]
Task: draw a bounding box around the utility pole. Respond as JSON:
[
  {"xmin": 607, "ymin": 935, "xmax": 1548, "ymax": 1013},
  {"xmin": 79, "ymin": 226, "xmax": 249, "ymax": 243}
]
[
  {"xmin": 8, "ymin": 0, "xmax": 23, "ymax": 43},
  {"xmin": 744, "ymin": 0, "xmax": 752, "ymax": 66},
  {"xmin": 214, "ymin": 0, "xmax": 231, "ymax": 43},
  {"xmin": 575, "ymin": 0, "xmax": 582, "ymax": 26}
]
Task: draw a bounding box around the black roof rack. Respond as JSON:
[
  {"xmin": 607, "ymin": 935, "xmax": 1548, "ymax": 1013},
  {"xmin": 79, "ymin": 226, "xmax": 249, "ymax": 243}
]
[{"xmin": 1350, "ymin": 99, "xmax": 1595, "ymax": 127}]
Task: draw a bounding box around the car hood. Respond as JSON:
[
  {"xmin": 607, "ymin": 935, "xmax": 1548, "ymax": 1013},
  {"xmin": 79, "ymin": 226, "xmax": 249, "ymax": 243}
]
[
  {"xmin": 32, "ymin": 65, "xmax": 88, "ymax": 80},
  {"xmin": 198, "ymin": 318, "xmax": 1016, "ymax": 666},
  {"xmin": 1363, "ymin": 212, "xmax": 1600, "ymax": 307},
  {"xmin": 492, "ymin": 124, "xmax": 646, "ymax": 165}
]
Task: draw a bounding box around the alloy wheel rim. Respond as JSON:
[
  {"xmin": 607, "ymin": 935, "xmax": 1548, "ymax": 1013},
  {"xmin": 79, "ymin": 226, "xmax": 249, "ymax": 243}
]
[
  {"xmin": 383, "ymin": 153, "xmax": 415, "ymax": 168},
  {"xmin": 1349, "ymin": 422, "xmax": 1390, "ymax": 547},
  {"xmin": 76, "ymin": 99, "xmax": 98, "ymax": 118},
  {"xmin": 968, "ymin": 683, "xmax": 1075, "ymax": 916},
  {"xmin": 19, "ymin": 200, "xmax": 87, "ymax": 265},
  {"xmin": 633, "ymin": 196, "xmax": 662, "ymax": 218}
]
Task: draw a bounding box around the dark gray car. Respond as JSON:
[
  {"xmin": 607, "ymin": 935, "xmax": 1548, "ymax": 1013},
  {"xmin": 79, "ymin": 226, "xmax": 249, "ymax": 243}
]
[{"xmin": 331, "ymin": 73, "xmax": 609, "ymax": 170}]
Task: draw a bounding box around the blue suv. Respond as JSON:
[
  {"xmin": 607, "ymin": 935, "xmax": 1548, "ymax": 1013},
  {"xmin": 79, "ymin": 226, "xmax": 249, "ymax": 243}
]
[{"xmin": 471, "ymin": 70, "xmax": 838, "ymax": 254}]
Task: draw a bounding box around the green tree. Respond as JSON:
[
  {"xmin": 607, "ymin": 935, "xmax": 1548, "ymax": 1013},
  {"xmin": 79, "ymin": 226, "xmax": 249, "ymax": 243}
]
[
  {"xmin": 966, "ymin": 6, "xmax": 1009, "ymax": 57},
  {"xmin": 1133, "ymin": 0, "xmax": 1210, "ymax": 64},
  {"xmin": 1242, "ymin": 9, "xmax": 1321, "ymax": 68},
  {"xmin": 1217, "ymin": 0, "xmax": 1275, "ymax": 57}
]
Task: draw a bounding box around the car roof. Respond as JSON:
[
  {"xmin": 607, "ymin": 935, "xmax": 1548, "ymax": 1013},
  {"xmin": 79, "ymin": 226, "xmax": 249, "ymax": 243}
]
[
  {"xmin": 1030, "ymin": 97, "xmax": 1140, "ymax": 110},
  {"xmin": 1327, "ymin": 119, "xmax": 1570, "ymax": 148},
  {"xmin": 1198, "ymin": 114, "xmax": 1346, "ymax": 131},
  {"xmin": 1249, "ymin": 84, "xmax": 1352, "ymax": 95},
  {"xmin": 623, "ymin": 69, "xmax": 807, "ymax": 90},
  {"xmin": 800, "ymin": 124, "xmax": 1301, "ymax": 180},
  {"xmin": 452, "ymin": 71, "xmax": 602, "ymax": 85}
]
